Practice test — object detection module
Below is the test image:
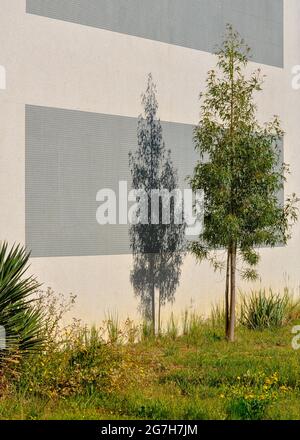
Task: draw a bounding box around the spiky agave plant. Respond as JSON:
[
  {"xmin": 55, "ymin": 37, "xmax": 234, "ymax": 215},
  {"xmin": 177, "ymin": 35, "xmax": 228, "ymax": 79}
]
[{"xmin": 0, "ymin": 242, "xmax": 44, "ymax": 364}]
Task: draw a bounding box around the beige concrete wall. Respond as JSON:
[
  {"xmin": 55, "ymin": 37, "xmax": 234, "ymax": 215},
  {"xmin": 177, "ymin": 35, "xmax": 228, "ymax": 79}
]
[{"xmin": 0, "ymin": 0, "xmax": 299, "ymax": 324}]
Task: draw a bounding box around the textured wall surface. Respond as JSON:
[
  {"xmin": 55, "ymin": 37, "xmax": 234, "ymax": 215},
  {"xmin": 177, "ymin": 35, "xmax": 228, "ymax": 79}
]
[
  {"xmin": 0, "ymin": 1, "xmax": 299, "ymax": 324},
  {"xmin": 25, "ymin": 104, "xmax": 283, "ymax": 257},
  {"xmin": 26, "ymin": 0, "xmax": 283, "ymax": 67},
  {"xmin": 25, "ymin": 105, "xmax": 196, "ymax": 257}
]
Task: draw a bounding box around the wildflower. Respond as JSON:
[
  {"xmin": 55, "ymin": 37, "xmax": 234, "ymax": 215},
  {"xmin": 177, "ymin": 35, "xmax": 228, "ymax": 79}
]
[{"xmin": 279, "ymin": 385, "xmax": 289, "ymax": 393}]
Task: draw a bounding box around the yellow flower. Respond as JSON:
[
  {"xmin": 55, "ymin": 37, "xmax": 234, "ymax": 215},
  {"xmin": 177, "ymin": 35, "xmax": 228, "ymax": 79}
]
[{"xmin": 280, "ymin": 385, "xmax": 289, "ymax": 392}]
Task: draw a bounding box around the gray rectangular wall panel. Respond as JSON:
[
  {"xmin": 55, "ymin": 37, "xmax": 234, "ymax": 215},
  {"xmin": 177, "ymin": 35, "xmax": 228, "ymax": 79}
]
[
  {"xmin": 25, "ymin": 105, "xmax": 197, "ymax": 257},
  {"xmin": 26, "ymin": 0, "xmax": 283, "ymax": 67}
]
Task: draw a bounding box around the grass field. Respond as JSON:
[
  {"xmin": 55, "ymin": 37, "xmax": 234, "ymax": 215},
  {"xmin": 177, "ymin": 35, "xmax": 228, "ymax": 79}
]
[{"xmin": 1, "ymin": 312, "xmax": 300, "ymax": 420}]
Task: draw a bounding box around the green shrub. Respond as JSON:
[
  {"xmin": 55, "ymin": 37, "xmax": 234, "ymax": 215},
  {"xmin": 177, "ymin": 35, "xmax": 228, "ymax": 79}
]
[
  {"xmin": 227, "ymin": 394, "xmax": 269, "ymax": 420},
  {"xmin": 0, "ymin": 242, "xmax": 44, "ymax": 364},
  {"xmin": 240, "ymin": 289, "xmax": 299, "ymax": 330},
  {"xmin": 224, "ymin": 371, "xmax": 287, "ymax": 420},
  {"xmin": 18, "ymin": 323, "xmax": 116, "ymax": 399}
]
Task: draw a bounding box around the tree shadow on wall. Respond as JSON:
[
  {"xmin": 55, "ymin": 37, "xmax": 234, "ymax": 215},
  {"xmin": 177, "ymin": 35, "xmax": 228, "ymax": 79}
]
[{"xmin": 129, "ymin": 74, "xmax": 186, "ymax": 333}]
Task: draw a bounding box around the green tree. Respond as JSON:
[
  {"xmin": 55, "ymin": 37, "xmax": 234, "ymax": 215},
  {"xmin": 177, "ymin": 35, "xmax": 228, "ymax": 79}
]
[{"xmin": 190, "ymin": 26, "xmax": 298, "ymax": 342}]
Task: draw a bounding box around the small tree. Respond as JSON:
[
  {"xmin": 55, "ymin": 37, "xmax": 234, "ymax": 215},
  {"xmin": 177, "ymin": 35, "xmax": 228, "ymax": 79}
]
[
  {"xmin": 190, "ymin": 26, "xmax": 298, "ymax": 342},
  {"xmin": 129, "ymin": 74, "xmax": 185, "ymax": 333}
]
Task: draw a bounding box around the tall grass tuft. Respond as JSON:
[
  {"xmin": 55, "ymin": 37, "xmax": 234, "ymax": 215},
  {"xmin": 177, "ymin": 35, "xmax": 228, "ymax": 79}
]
[
  {"xmin": 141, "ymin": 320, "xmax": 154, "ymax": 341},
  {"xmin": 182, "ymin": 309, "xmax": 189, "ymax": 336},
  {"xmin": 210, "ymin": 302, "xmax": 226, "ymax": 328},
  {"xmin": 240, "ymin": 288, "xmax": 300, "ymax": 330},
  {"xmin": 166, "ymin": 313, "xmax": 179, "ymax": 340},
  {"xmin": 104, "ymin": 311, "xmax": 121, "ymax": 344},
  {"xmin": 180, "ymin": 310, "xmax": 204, "ymax": 344}
]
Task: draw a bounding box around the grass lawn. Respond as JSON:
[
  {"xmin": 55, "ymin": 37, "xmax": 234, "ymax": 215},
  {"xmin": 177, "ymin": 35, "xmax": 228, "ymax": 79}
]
[{"xmin": 1, "ymin": 323, "xmax": 300, "ymax": 420}]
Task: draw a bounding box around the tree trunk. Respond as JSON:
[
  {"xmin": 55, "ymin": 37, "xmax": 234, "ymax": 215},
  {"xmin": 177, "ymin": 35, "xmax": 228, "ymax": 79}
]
[
  {"xmin": 158, "ymin": 289, "xmax": 161, "ymax": 335},
  {"xmin": 228, "ymin": 45, "xmax": 236, "ymax": 343},
  {"xmin": 225, "ymin": 247, "xmax": 231, "ymax": 339},
  {"xmin": 149, "ymin": 254, "xmax": 155, "ymax": 335},
  {"xmin": 228, "ymin": 244, "xmax": 237, "ymax": 342}
]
